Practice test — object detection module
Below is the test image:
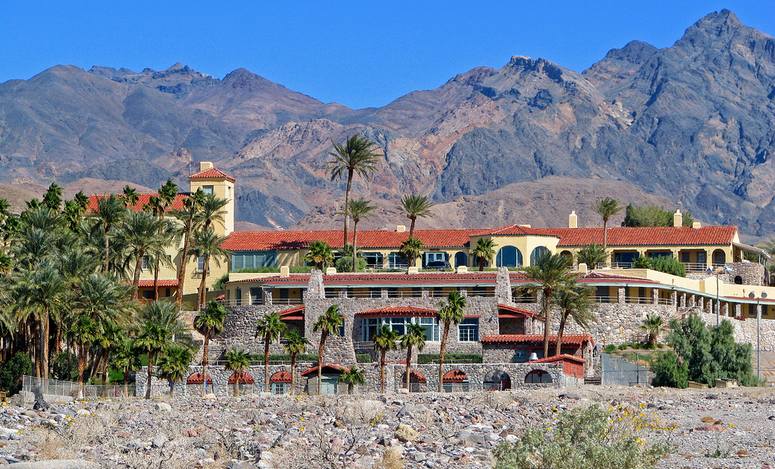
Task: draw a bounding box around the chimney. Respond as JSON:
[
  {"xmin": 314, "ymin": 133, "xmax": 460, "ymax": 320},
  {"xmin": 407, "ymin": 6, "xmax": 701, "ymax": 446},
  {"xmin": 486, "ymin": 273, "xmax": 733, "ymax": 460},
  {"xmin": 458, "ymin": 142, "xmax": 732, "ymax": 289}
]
[
  {"xmin": 569, "ymin": 211, "xmax": 578, "ymax": 228},
  {"xmin": 692, "ymin": 221, "xmax": 702, "ymax": 229},
  {"xmin": 279, "ymin": 266, "xmax": 290, "ymax": 277},
  {"xmin": 518, "ymin": 224, "xmax": 531, "ymax": 228},
  {"xmin": 199, "ymin": 161, "xmax": 214, "ymax": 172},
  {"xmin": 577, "ymin": 262, "xmax": 588, "ymax": 274},
  {"xmin": 396, "ymin": 225, "xmax": 406, "ymax": 233},
  {"xmin": 673, "ymin": 209, "xmax": 683, "ymax": 227}
]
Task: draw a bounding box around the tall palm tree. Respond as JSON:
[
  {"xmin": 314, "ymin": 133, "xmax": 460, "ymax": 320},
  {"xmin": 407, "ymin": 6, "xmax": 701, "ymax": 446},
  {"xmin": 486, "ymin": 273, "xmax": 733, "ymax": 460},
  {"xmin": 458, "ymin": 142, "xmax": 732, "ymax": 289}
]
[
  {"xmin": 641, "ymin": 314, "xmax": 664, "ymax": 346},
  {"xmin": 191, "ymin": 228, "xmax": 228, "ymax": 309},
  {"xmin": 472, "ymin": 237, "xmax": 496, "ymax": 271},
  {"xmin": 437, "ymin": 291, "xmax": 466, "ymax": 392},
  {"xmin": 304, "ymin": 241, "xmax": 334, "ymax": 270},
  {"xmin": 255, "ymin": 312, "xmax": 287, "ymax": 393},
  {"xmin": 135, "ymin": 301, "xmax": 185, "ymax": 399},
  {"xmin": 373, "ymin": 325, "xmax": 399, "ymax": 393},
  {"xmin": 196, "ymin": 194, "xmax": 228, "ymax": 232},
  {"xmin": 95, "ymin": 195, "xmax": 127, "ymax": 272},
  {"xmin": 399, "ymin": 237, "xmax": 423, "ymax": 271},
  {"xmin": 149, "ymin": 181, "xmax": 179, "ymax": 299},
  {"xmin": 121, "ymin": 186, "xmax": 140, "ymax": 208},
  {"xmin": 328, "ymin": 134, "xmax": 380, "ymax": 249},
  {"xmin": 68, "ymin": 314, "xmax": 98, "ymax": 395},
  {"xmin": 172, "ymin": 192, "xmax": 205, "ymax": 309},
  {"xmin": 156, "ymin": 344, "xmax": 192, "ymax": 396},
  {"xmin": 400, "ymin": 323, "xmax": 426, "ymax": 391},
  {"xmin": 194, "ymin": 301, "xmax": 228, "ymax": 395},
  {"xmin": 224, "ymin": 348, "xmax": 251, "ymax": 396},
  {"xmin": 400, "ymin": 194, "xmax": 433, "ymax": 238},
  {"xmin": 552, "ymin": 284, "xmax": 594, "ymax": 355},
  {"xmin": 282, "ymin": 330, "xmax": 309, "ymax": 394},
  {"xmin": 525, "ymin": 252, "xmax": 574, "ymax": 358},
  {"xmin": 42, "ymin": 183, "xmax": 63, "ymax": 211},
  {"xmin": 120, "ymin": 211, "xmax": 166, "ymax": 298},
  {"xmin": 347, "ymin": 198, "xmax": 375, "ymax": 272},
  {"xmin": 594, "ymin": 197, "xmax": 621, "ymax": 255},
  {"xmin": 111, "ymin": 337, "xmax": 140, "ymax": 397},
  {"xmin": 312, "ymin": 305, "xmax": 344, "ymax": 394},
  {"xmin": 339, "ymin": 366, "xmax": 365, "ymax": 394}
]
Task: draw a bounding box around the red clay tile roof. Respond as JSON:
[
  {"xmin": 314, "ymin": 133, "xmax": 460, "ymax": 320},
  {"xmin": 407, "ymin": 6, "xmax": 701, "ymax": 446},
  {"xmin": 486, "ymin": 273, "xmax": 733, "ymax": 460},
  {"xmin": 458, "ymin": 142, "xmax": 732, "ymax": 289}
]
[
  {"xmin": 355, "ymin": 306, "xmax": 438, "ymax": 318},
  {"xmin": 87, "ymin": 193, "xmax": 188, "ymax": 213},
  {"xmin": 529, "ymin": 354, "xmax": 586, "ymax": 365},
  {"xmin": 278, "ymin": 305, "xmax": 304, "ymax": 317},
  {"xmin": 487, "ymin": 225, "xmax": 561, "ymax": 237},
  {"xmin": 480, "ymin": 334, "xmax": 594, "ymax": 346},
  {"xmin": 405, "ymin": 369, "xmax": 427, "ymax": 383},
  {"xmin": 442, "ymin": 369, "xmax": 468, "ymax": 383},
  {"xmin": 228, "ymin": 372, "xmax": 255, "ymax": 384},
  {"xmin": 257, "ymin": 272, "xmax": 500, "ymax": 287},
  {"xmin": 138, "ymin": 279, "xmax": 179, "ymax": 287},
  {"xmin": 186, "ymin": 372, "xmax": 213, "ymax": 385},
  {"xmin": 269, "ymin": 371, "xmax": 293, "ymax": 383},
  {"xmin": 498, "ymin": 304, "xmax": 537, "ymax": 318},
  {"xmin": 301, "ymin": 364, "xmax": 348, "ymax": 377},
  {"xmin": 544, "ymin": 226, "xmax": 737, "ymax": 247},
  {"xmin": 190, "ymin": 167, "xmax": 235, "ymax": 182}
]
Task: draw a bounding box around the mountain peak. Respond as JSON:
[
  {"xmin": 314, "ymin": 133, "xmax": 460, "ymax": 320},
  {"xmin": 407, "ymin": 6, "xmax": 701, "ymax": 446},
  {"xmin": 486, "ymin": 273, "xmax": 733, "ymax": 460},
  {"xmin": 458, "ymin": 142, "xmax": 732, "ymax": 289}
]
[
  {"xmin": 506, "ymin": 56, "xmax": 565, "ymax": 82},
  {"xmin": 677, "ymin": 9, "xmax": 748, "ymax": 47}
]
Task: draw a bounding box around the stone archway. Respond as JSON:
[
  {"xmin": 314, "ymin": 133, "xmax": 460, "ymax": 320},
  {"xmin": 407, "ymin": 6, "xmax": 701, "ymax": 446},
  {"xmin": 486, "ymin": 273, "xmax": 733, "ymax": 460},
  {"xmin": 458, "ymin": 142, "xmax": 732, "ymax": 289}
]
[{"xmin": 524, "ymin": 369, "xmax": 552, "ymax": 384}]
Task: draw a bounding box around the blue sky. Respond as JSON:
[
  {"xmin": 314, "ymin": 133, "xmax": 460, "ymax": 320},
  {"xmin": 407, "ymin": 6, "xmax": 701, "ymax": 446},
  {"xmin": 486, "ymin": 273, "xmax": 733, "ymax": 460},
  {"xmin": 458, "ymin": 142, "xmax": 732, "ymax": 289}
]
[{"xmin": 1, "ymin": 1, "xmax": 773, "ymax": 108}]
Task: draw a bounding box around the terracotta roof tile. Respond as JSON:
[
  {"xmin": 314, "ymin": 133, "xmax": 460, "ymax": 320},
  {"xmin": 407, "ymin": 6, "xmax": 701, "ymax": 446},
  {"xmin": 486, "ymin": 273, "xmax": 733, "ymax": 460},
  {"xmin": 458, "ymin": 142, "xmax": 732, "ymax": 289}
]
[
  {"xmin": 442, "ymin": 369, "xmax": 468, "ymax": 383},
  {"xmin": 269, "ymin": 371, "xmax": 292, "ymax": 383},
  {"xmin": 480, "ymin": 334, "xmax": 594, "ymax": 346},
  {"xmin": 228, "ymin": 372, "xmax": 255, "ymax": 384},
  {"xmin": 87, "ymin": 193, "xmax": 188, "ymax": 214},
  {"xmin": 189, "ymin": 167, "xmax": 235, "ymax": 182},
  {"xmin": 544, "ymin": 226, "xmax": 737, "ymax": 247},
  {"xmin": 301, "ymin": 364, "xmax": 348, "ymax": 377},
  {"xmin": 138, "ymin": 279, "xmax": 179, "ymax": 287},
  {"xmin": 186, "ymin": 372, "xmax": 213, "ymax": 385},
  {"xmin": 355, "ymin": 306, "xmax": 437, "ymax": 318},
  {"xmin": 497, "ymin": 304, "xmax": 537, "ymax": 318},
  {"xmin": 529, "ymin": 354, "xmax": 586, "ymax": 365},
  {"xmin": 406, "ymin": 369, "xmax": 427, "ymax": 383}
]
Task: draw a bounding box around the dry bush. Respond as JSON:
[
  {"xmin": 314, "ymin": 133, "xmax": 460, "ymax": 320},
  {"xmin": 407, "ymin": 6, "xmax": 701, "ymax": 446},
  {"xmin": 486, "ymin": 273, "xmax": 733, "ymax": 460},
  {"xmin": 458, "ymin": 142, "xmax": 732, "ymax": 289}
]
[{"xmin": 379, "ymin": 446, "xmax": 404, "ymax": 469}]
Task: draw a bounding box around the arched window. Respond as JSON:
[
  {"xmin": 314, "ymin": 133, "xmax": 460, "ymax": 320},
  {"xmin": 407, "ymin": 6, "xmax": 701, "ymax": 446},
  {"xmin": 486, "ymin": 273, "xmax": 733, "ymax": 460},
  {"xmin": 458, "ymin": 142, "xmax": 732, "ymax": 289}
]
[
  {"xmin": 401, "ymin": 370, "xmax": 427, "ymax": 392},
  {"xmin": 712, "ymin": 249, "xmax": 726, "ymax": 266},
  {"xmin": 525, "ymin": 369, "xmax": 553, "ymax": 384},
  {"xmin": 454, "ymin": 251, "xmax": 468, "ymax": 268},
  {"xmin": 496, "ymin": 246, "xmax": 523, "ymax": 268},
  {"xmin": 734, "ymin": 276, "xmax": 743, "ymax": 285},
  {"xmin": 530, "ymin": 246, "xmax": 550, "ymax": 266},
  {"xmin": 484, "ymin": 371, "xmax": 512, "ymax": 391},
  {"xmin": 560, "ymin": 250, "xmax": 573, "ymax": 263},
  {"xmin": 442, "ymin": 369, "xmax": 469, "ymax": 392}
]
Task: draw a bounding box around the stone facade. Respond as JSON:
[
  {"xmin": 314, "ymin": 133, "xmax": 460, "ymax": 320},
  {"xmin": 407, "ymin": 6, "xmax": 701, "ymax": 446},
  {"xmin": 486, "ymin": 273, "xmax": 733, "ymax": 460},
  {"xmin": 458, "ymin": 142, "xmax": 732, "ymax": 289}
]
[{"xmin": 722, "ymin": 262, "xmax": 767, "ymax": 286}]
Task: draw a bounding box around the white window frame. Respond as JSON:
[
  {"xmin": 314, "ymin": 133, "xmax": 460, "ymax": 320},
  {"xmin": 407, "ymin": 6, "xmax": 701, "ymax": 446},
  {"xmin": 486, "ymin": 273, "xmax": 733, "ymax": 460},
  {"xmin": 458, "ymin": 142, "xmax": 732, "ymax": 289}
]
[
  {"xmin": 361, "ymin": 317, "xmax": 439, "ymax": 342},
  {"xmin": 141, "ymin": 255, "xmax": 151, "ymax": 271},
  {"xmin": 201, "ymin": 185, "xmax": 214, "ymax": 195},
  {"xmin": 196, "ymin": 256, "xmax": 206, "ymax": 273},
  {"xmin": 458, "ymin": 318, "xmax": 479, "ymax": 342}
]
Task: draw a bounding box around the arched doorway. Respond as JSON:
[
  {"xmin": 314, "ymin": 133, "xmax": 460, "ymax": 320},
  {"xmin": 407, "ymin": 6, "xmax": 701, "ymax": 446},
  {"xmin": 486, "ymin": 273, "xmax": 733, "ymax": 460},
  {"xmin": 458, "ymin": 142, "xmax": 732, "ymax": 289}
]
[
  {"xmin": 484, "ymin": 371, "xmax": 512, "ymax": 391},
  {"xmin": 269, "ymin": 371, "xmax": 292, "ymax": 395},
  {"xmin": 454, "ymin": 251, "xmax": 468, "ymax": 268},
  {"xmin": 525, "ymin": 369, "xmax": 553, "ymax": 384},
  {"xmin": 496, "ymin": 246, "xmax": 523, "ymax": 268},
  {"xmin": 559, "ymin": 250, "xmax": 573, "ymax": 264},
  {"xmin": 530, "ymin": 246, "xmax": 550, "ymax": 266},
  {"xmin": 712, "ymin": 249, "xmax": 726, "ymax": 266},
  {"xmin": 401, "ymin": 369, "xmax": 427, "ymax": 393},
  {"xmin": 734, "ymin": 276, "xmax": 743, "ymax": 285},
  {"xmin": 442, "ymin": 369, "xmax": 469, "ymax": 392},
  {"xmin": 228, "ymin": 371, "xmax": 255, "ymax": 396}
]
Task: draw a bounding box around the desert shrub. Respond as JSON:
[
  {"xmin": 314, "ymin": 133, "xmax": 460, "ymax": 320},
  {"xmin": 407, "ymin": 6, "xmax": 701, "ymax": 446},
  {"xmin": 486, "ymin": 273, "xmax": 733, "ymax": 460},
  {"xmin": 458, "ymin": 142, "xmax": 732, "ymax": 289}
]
[
  {"xmin": 0, "ymin": 352, "xmax": 33, "ymax": 394},
  {"xmin": 51, "ymin": 351, "xmax": 79, "ymax": 381},
  {"xmin": 632, "ymin": 257, "xmax": 685, "ymax": 277},
  {"xmin": 603, "ymin": 344, "xmax": 617, "ymax": 353},
  {"xmin": 651, "ymin": 351, "xmax": 688, "ymax": 388},
  {"xmin": 335, "ymin": 256, "xmax": 366, "ymax": 272},
  {"xmin": 355, "ymin": 353, "xmax": 372, "ymax": 363},
  {"xmin": 417, "ymin": 353, "xmax": 482, "ymax": 364},
  {"xmin": 494, "ymin": 404, "xmax": 670, "ymax": 469}
]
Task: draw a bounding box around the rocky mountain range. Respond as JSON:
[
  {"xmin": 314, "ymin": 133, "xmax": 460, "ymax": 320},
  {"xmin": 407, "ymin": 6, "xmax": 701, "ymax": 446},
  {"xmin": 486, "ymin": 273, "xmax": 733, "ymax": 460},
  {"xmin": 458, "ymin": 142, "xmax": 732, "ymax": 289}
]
[{"xmin": 0, "ymin": 9, "xmax": 773, "ymax": 239}]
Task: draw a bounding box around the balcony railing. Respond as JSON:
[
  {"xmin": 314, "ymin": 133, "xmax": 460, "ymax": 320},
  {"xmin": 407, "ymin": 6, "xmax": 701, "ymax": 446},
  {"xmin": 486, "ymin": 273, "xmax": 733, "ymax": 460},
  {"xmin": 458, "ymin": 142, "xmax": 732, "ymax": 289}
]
[{"xmin": 215, "ymin": 298, "xmax": 303, "ymax": 307}]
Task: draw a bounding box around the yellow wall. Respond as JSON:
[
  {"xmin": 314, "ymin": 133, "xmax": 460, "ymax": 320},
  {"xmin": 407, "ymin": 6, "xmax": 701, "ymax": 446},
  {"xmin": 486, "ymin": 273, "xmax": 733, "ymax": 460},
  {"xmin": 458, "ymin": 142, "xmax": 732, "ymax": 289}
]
[{"xmin": 468, "ymin": 234, "xmax": 560, "ymax": 267}]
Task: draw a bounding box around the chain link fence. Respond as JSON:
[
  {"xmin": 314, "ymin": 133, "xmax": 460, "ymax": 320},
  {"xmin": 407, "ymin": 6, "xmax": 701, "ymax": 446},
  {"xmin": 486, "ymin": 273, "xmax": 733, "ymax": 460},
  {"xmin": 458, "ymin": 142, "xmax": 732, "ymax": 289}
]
[{"xmin": 22, "ymin": 376, "xmax": 135, "ymax": 399}]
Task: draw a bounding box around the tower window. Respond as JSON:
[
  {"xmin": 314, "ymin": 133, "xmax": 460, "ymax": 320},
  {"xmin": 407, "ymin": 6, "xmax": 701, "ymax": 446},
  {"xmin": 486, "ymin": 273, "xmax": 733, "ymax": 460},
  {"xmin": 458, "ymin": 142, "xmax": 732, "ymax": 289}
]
[{"xmin": 202, "ymin": 185, "xmax": 214, "ymax": 195}]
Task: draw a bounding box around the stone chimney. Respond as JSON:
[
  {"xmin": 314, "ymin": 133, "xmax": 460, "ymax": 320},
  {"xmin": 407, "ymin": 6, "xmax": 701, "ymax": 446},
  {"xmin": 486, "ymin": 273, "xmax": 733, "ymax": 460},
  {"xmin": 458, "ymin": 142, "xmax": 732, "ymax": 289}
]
[
  {"xmin": 692, "ymin": 221, "xmax": 702, "ymax": 229},
  {"xmin": 307, "ymin": 270, "xmax": 325, "ymax": 299},
  {"xmin": 495, "ymin": 267, "xmax": 512, "ymax": 303},
  {"xmin": 569, "ymin": 211, "xmax": 578, "ymax": 228},
  {"xmin": 396, "ymin": 225, "xmax": 406, "ymax": 233},
  {"xmin": 673, "ymin": 209, "xmax": 683, "ymax": 227},
  {"xmin": 199, "ymin": 161, "xmax": 214, "ymax": 172}
]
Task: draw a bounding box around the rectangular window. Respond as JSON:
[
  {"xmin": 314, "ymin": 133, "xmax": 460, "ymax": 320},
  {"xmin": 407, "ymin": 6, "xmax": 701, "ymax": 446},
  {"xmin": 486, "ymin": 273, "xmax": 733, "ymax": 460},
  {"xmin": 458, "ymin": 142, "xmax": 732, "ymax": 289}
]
[
  {"xmin": 141, "ymin": 255, "xmax": 150, "ymax": 271},
  {"xmin": 458, "ymin": 318, "xmax": 479, "ymax": 342},
  {"xmin": 235, "ymin": 288, "xmax": 242, "ymax": 306},
  {"xmin": 369, "ymin": 288, "xmax": 382, "ymax": 298},
  {"xmin": 250, "ymin": 287, "xmax": 262, "ymax": 305},
  {"xmin": 142, "ymin": 290, "xmax": 154, "ymax": 300},
  {"xmin": 417, "ymin": 317, "xmax": 439, "ymax": 341},
  {"xmin": 279, "ymin": 289, "xmax": 289, "ymax": 300},
  {"xmin": 201, "ymin": 185, "xmax": 214, "ymax": 195},
  {"xmin": 362, "ymin": 318, "xmax": 380, "ymax": 341},
  {"xmin": 271, "ymin": 382, "xmax": 287, "ymax": 395},
  {"xmin": 387, "ymin": 288, "xmax": 399, "ymax": 298},
  {"xmin": 338, "ymin": 321, "xmax": 346, "ymax": 337},
  {"xmin": 197, "ymin": 256, "xmax": 206, "ymax": 273}
]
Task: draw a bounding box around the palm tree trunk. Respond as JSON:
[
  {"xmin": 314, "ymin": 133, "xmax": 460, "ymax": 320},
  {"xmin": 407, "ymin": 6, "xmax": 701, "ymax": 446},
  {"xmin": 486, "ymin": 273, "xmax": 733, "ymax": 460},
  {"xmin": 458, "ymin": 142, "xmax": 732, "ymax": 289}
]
[
  {"xmin": 409, "ymin": 218, "xmax": 416, "ymax": 239},
  {"xmin": 153, "ymin": 257, "xmax": 161, "ymax": 300},
  {"xmin": 342, "ymin": 172, "xmax": 353, "ymax": 249},
  {"xmin": 132, "ymin": 254, "xmax": 144, "ymax": 299},
  {"xmin": 317, "ymin": 333, "xmax": 326, "ymax": 395},
  {"xmin": 41, "ymin": 311, "xmax": 50, "ymax": 380},
  {"xmin": 555, "ymin": 313, "xmax": 567, "ymax": 356},
  {"xmin": 198, "ymin": 255, "xmax": 209, "ymax": 310},
  {"xmin": 542, "ymin": 290, "xmax": 551, "ymax": 358},
  {"xmin": 379, "ymin": 350, "xmax": 386, "ymax": 393},
  {"xmin": 235, "ymin": 375, "xmax": 241, "ymax": 397},
  {"xmin": 78, "ymin": 344, "xmax": 87, "ymax": 398},
  {"xmin": 176, "ymin": 227, "xmax": 192, "ymax": 309},
  {"xmin": 290, "ymin": 355, "xmax": 297, "ymax": 395},
  {"xmin": 103, "ymin": 226, "xmax": 110, "ymax": 272},
  {"xmin": 438, "ymin": 323, "xmax": 450, "ymax": 392},
  {"xmin": 603, "ymin": 220, "xmax": 608, "ymax": 255},
  {"xmin": 145, "ymin": 354, "xmax": 154, "ymax": 399},
  {"xmin": 405, "ymin": 345, "xmax": 413, "ymax": 391},
  {"xmin": 54, "ymin": 324, "xmax": 62, "ymax": 354},
  {"xmin": 352, "ymin": 221, "xmax": 359, "ymax": 272},
  {"xmin": 201, "ymin": 334, "xmax": 209, "ymax": 396},
  {"xmin": 263, "ymin": 338, "xmax": 270, "ymax": 393}
]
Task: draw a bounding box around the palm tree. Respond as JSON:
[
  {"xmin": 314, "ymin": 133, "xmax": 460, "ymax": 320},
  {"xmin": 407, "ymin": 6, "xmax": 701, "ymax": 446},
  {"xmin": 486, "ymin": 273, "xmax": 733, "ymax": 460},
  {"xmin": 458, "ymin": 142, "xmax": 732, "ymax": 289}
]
[
  {"xmin": 172, "ymin": 192, "xmax": 204, "ymax": 309},
  {"xmin": 191, "ymin": 228, "xmax": 228, "ymax": 309},
  {"xmin": 373, "ymin": 325, "xmax": 399, "ymax": 393},
  {"xmin": 347, "ymin": 198, "xmax": 375, "ymax": 272},
  {"xmin": 111, "ymin": 337, "xmax": 140, "ymax": 397},
  {"xmin": 525, "ymin": 252, "xmax": 574, "ymax": 358},
  {"xmin": 339, "ymin": 366, "xmax": 365, "ymax": 394},
  {"xmin": 400, "ymin": 194, "xmax": 433, "ymax": 238},
  {"xmin": 641, "ymin": 314, "xmax": 664, "ymax": 346},
  {"xmin": 255, "ymin": 312, "xmax": 287, "ymax": 393},
  {"xmin": 472, "ymin": 237, "xmax": 496, "ymax": 271},
  {"xmin": 400, "ymin": 323, "xmax": 426, "ymax": 391},
  {"xmin": 224, "ymin": 348, "xmax": 251, "ymax": 396},
  {"xmin": 196, "ymin": 194, "xmax": 228, "ymax": 232},
  {"xmin": 328, "ymin": 134, "xmax": 380, "ymax": 249},
  {"xmin": 304, "ymin": 241, "xmax": 334, "ymax": 270},
  {"xmin": 149, "ymin": 181, "xmax": 179, "ymax": 299},
  {"xmin": 194, "ymin": 301, "xmax": 228, "ymax": 395},
  {"xmin": 594, "ymin": 197, "xmax": 621, "ymax": 255},
  {"xmin": 312, "ymin": 305, "xmax": 344, "ymax": 394},
  {"xmin": 399, "ymin": 237, "xmax": 423, "ymax": 271},
  {"xmin": 135, "ymin": 301, "xmax": 185, "ymax": 399},
  {"xmin": 68, "ymin": 314, "xmax": 98, "ymax": 395},
  {"xmin": 121, "ymin": 186, "xmax": 140, "ymax": 208},
  {"xmin": 282, "ymin": 330, "xmax": 309, "ymax": 394},
  {"xmin": 42, "ymin": 183, "xmax": 63, "ymax": 211},
  {"xmin": 552, "ymin": 284, "xmax": 594, "ymax": 355},
  {"xmin": 576, "ymin": 244, "xmax": 607, "ymax": 269},
  {"xmin": 120, "ymin": 211, "xmax": 166, "ymax": 298},
  {"xmin": 437, "ymin": 291, "xmax": 466, "ymax": 392},
  {"xmin": 95, "ymin": 195, "xmax": 127, "ymax": 272},
  {"xmin": 156, "ymin": 344, "xmax": 192, "ymax": 396}
]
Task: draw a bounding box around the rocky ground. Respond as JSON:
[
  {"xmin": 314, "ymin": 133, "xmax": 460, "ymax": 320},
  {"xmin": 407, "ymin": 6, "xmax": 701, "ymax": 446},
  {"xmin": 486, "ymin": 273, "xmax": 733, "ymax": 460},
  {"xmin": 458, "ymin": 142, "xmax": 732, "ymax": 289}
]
[{"xmin": 0, "ymin": 386, "xmax": 774, "ymax": 468}]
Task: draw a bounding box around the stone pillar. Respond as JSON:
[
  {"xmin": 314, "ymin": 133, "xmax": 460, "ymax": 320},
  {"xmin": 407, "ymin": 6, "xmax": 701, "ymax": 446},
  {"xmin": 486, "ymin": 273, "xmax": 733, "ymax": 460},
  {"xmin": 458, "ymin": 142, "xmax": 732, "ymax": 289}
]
[
  {"xmin": 421, "ymin": 289, "xmax": 430, "ymax": 299},
  {"xmin": 697, "ymin": 296, "xmax": 704, "ymax": 310},
  {"xmin": 680, "ymin": 293, "xmax": 687, "ymax": 308},
  {"xmin": 617, "ymin": 287, "xmax": 626, "ymax": 304},
  {"xmin": 652, "ymin": 289, "xmax": 659, "ymax": 305},
  {"xmin": 381, "ymin": 288, "xmax": 389, "ymax": 299},
  {"xmin": 722, "ymin": 303, "xmax": 730, "ymax": 317},
  {"xmin": 704, "ymin": 249, "xmax": 713, "ymax": 269},
  {"xmin": 734, "ymin": 303, "xmax": 742, "ymax": 319},
  {"xmin": 671, "ymin": 291, "xmax": 678, "ymax": 307},
  {"xmin": 495, "ymin": 267, "xmax": 512, "ymax": 303},
  {"xmin": 263, "ymin": 288, "xmax": 273, "ymax": 305},
  {"xmin": 307, "ymin": 270, "xmax": 325, "ymax": 299},
  {"xmin": 459, "ymin": 289, "xmax": 468, "ymax": 297},
  {"xmin": 689, "ymin": 295, "xmax": 696, "ymax": 307}
]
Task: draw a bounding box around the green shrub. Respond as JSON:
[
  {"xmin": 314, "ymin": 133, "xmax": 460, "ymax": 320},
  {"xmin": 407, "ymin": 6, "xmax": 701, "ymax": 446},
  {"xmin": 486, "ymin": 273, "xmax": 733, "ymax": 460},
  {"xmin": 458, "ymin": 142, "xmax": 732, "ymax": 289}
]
[
  {"xmin": 249, "ymin": 353, "xmax": 318, "ymax": 364},
  {"xmin": 335, "ymin": 256, "xmax": 366, "ymax": 272},
  {"xmin": 355, "ymin": 353, "xmax": 372, "ymax": 363},
  {"xmin": 236, "ymin": 266, "xmax": 313, "ymax": 273},
  {"xmin": 494, "ymin": 404, "xmax": 669, "ymax": 469},
  {"xmin": 51, "ymin": 351, "xmax": 79, "ymax": 381},
  {"xmin": 632, "ymin": 256, "xmax": 685, "ymax": 277},
  {"xmin": 618, "ymin": 344, "xmax": 629, "ymax": 350},
  {"xmin": 417, "ymin": 353, "xmax": 482, "ymax": 364},
  {"xmin": 603, "ymin": 344, "xmax": 617, "ymax": 353},
  {"xmin": 651, "ymin": 351, "xmax": 688, "ymax": 388},
  {"xmin": 0, "ymin": 352, "xmax": 33, "ymax": 395}
]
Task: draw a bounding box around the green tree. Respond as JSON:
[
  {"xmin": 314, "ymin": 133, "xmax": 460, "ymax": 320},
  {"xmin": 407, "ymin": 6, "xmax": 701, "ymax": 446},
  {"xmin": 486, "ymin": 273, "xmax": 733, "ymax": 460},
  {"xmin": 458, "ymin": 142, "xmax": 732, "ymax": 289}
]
[
  {"xmin": 0, "ymin": 353, "xmax": 33, "ymax": 395},
  {"xmin": 651, "ymin": 351, "xmax": 688, "ymax": 388},
  {"xmin": 374, "ymin": 325, "xmax": 399, "ymax": 393},
  {"xmin": 282, "ymin": 330, "xmax": 309, "ymax": 394},
  {"xmin": 472, "ymin": 237, "xmax": 496, "ymax": 271},
  {"xmin": 255, "ymin": 312, "xmax": 287, "ymax": 392},
  {"xmin": 172, "ymin": 191, "xmax": 204, "ymax": 309},
  {"xmin": 347, "ymin": 198, "xmax": 375, "ymax": 271},
  {"xmin": 191, "ymin": 228, "xmax": 228, "ymax": 309},
  {"xmin": 552, "ymin": 284, "xmax": 594, "ymax": 355},
  {"xmin": 121, "ymin": 186, "xmax": 139, "ymax": 208},
  {"xmin": 622, "ymin": 204, "xmax": 693, "ymax": 227},
  {"xmin": 111, "ymin": 337, "xmax": 141, "ymax": 397},
  {"xmin": 339, "ymin": 366, "xmax": 365, "ymax": 394},
  {"xmin": 328, "ymin": 134, "xmax": 380, "ymax": 250},
  {"xmin": 156, "ymin": 344, "xmax": 192, "ymax": 396},
  {"xmin": 194, "ymin": 301, "xmax": 228, "ymax": 395},
  {"xmin": 305, "ymin": 240, "xmax": 334, "ymax": 270},
  {"xmin": 576, "ymin": 244, "xmax": 607, "ymax": 268},
  {"xmin": 641, "ymin": 314, "xmax": 664, "ymax": 346},
  {"xmin": 42, "ymin": 183, "xmax": 63, "ymax": 211},
  {"xmin": 525, "ymin": 252, "xmax": 574, "ymax": 358},
  {"xmin": 400, "ymin": 194, "xmax": 433, "ymax": 238},
  {"xmin": 195, "ymin": 193, "xmax": 228, "ymax": 232},
  {"xmin": 400, "ymin": 323, "xmax": 426, "ymax": 391},
  {"xmin": 437, "ymin": 291, "xmax": 466, "ymax": 392},
  {"xmin": 68, "ymin": 314, "xmax": 98, "ymax": 394},
  {"xmin": 119, "ymin": 211, "xmax": 167, "ymax": 298},
  {"xmin": 399, "ymin": 237, "xmax": 423, "ymax": 271},
  {"xmin": 312, "ymin": 305, "xmax": 344, "ymax": 394},
  {"xmin": 135, "ymin": 301, "xmax": 185, "ymax": 399},
  {"xmin": 224, "ymin": 348, "xmax": 251, "ymax": 396},
  {"xmin": 594, "ymin": 197, "xmax": 621, "ymax": 253},
  {"xmin": 94, "ymin": 195, "xmax": 127, "ymax": 272}
]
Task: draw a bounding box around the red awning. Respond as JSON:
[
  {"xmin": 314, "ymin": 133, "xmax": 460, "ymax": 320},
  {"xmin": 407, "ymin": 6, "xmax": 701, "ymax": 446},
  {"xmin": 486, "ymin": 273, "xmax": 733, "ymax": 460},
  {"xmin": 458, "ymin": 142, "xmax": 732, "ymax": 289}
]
[
  {"xmin": 227, "ymin": 372, "xmax": 254, "ymax": 384},
  {"xmin": 270, "ymin": 371, "xmax": 293, "ymax": 383},
  {"xmin": 301, "ymin": 364, "xmax": 348, "ymax": 377},
  {"xmin": 186, "ymin": 372, "xmax": 212, "ymax": 385},
  {"xmin": 442, "ymin": 369, "xmax": 468, "ymax": 383}
]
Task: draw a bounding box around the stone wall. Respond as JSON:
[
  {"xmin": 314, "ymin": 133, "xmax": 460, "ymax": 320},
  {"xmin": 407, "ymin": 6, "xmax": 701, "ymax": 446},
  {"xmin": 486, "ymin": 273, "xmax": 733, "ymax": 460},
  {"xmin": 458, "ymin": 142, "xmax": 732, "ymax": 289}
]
[
  {"xmin": 693, "ymin": 309, "xmax": 775, "ymax": 352},
  {"xmin": 722, "ymin": 262, "xmax": 767, "ymax": 286}
]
